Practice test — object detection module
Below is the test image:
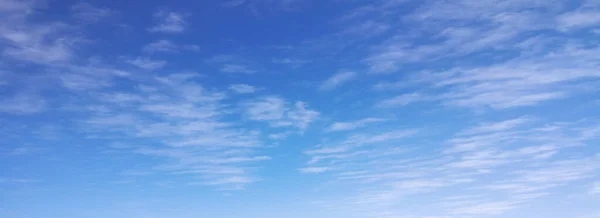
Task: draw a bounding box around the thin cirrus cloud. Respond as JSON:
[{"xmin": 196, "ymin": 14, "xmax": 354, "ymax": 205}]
[
  {"xmin": 70, "ymin": 2, "xmax": 112, "ymax": 22},
  {"xmin": 229, "ymin": 84, "xmax": 259, "ymax": 94},
  {"xmin": 148, "ymin": 10, "xmax": 187, "ymax": 33},
  {"xmin": 319, "ymin": 71, "xmax": 357, "ymax": 90},
  {"xmin": 142, "ymin": 40, "xmax": 200, "ymax": 53},
  {"xmin": 591, "ymin": 182, "xmax": 600, "ymax": 195},
  {"xmin": 220, "ymin": 64, "xmax": 256, "ymax": 74},
  {"xmin": 327, "ymin": 118, "xmax": 386, "ymax": 132},
  {"xmin": 125, "ymin": 57, "xmax": 167, "ymax": 70},
  {"xmin": 1, "ymin": 0, "xmax": 599, "ymax": 218}
]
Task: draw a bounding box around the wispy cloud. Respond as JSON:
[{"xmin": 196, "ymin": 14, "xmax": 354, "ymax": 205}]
[
  {"xmin": 220, "ymin": 64, "xmax": 256, "ymax": 74},
  {"xmin": 327, "ymin": 118, "xmax": 386, "ymax": 132},
  {"xmin": 320, "ymin": 71, "xmax": 356, "ymax": 90},
  {"xmin": 0, "ymin": 93, "xmax": 46, "ymax": 114},
  {"xmin": 557, "ymin": 10, "xmax": 600, "ymax": 30},
  {"xmin": 376, "ymin": 93, "xmax": 425, "ymax": 108},
  {"xmin": 125, "ymin": 57, "xmax": 167, "ymax": 70},
  {"xmin": 591, "ymin": 182, "xmax": 600, "ymax": 195},
  {"xmin": 229, "ymin": 84, "xmax": 258, "ymax": 94},
  {"xmin": 148, "ymin": 10, "xmax": 187, "ymax": 33},
  {"xmin": 1, "ymin": 0, "xmax": 599, "ymax": 216},
  {"xmin": 222, "ymin": 0, "xmax": 246, "ymax": 8},
  {"xmin": 242, "ymin": 96, "xmax": 319, "ymax": 130},
  {"xmin": 142, "ymin": 40, "xmax": 177, "ymax": 53},
  {"xmin": 303, "ymin": 115, "xmax": 599, "ymax": 217},
  {"xmin": 0, "ymin": 178, "xmax": 40, "ymax": 183},
  {"xmin": 142, "ymin": 40, "xmax": 199, "ymax": 53},
  {"xmin": 76, "ymin": 75, "xmax": 271, "ymax": 190},
  {"xmin": 70, "ymin": 2, "xmax": 113, "ymax": 22},
  {"xmin": 299, "ymin": 167, "xmax": 332, "ymax": 174}
]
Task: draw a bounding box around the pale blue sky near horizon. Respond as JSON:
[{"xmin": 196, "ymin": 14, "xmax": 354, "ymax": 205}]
[{"xmin": 1, "ymin": 0, "xmax": 600, "ymax": 218}]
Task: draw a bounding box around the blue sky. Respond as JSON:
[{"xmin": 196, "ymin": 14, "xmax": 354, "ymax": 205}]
[{"xmin": 1, "ymin": 0, "xmax": 600, "ymax": 217}]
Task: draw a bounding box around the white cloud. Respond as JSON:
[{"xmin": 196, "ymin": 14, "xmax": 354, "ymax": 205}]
[
  {"xmin": 229, "ymin": 84, "xmax": 258, "ymax": 94},
  {"xmin": 72, "ymin": 74, "xmax": 276, "ymax": 190},
  {"xmin": 148, "ymin": 10, "xmax": 187, "ymax": 33},
  {"xmin": 402, "ymin": 42, "xmax": 600, "ymax": 110},
  {"xmin": 299, "ymin": 167, "xmax": 332, "ymax": 173},
  {"xmin": 70, "ymin": 2, "xmax": 112, "ymax": 22},
  {"xmin": 0, "ymin": 0, "xmax": 77, "ymax": 65},
  {"xmin": 451, "ymin": 201, "xmax": 517, "ymax": 216},
  {"xmin": 125, "ymin": 57, "xmax": 167, "ymax": 70},
  {"xmin": 377, "ymin": 93, "xmax": 425, "ymax": 107},
  {"xmin": 591, "ymin": 182, "xmax": 600, "ymax": 195},
  {"xmin": 0, "ymin": 0, "xmax": 33, "ymax": 12},
  {"xmin": 142, "ymin": 40, "xmax": 200, "ymax": 53},
  {"xmin": 287, "ymin": 102, "xmax": 320, "ymax": 130},
  {"xmin": 0, "ymin": 93, "xmax": 46, "ymax": 114},
  {"xmin": 0, "ymin": 178, "xmax": 40, "ymax": 183},
  {"xmin": 222, "ymin": 0, "xmax": 246, "ymax": 7},
  {"xmin": 1, "ymin": 24, "xmax": 74, "ymax": 64},
  {"xmin": 327, "ymin": 118, "xmax": 386, "ymax": 132},
  {"xmin": 459, "ymin": 117, "xmax": 530, "ymax": 135},
  {"xmin": 272, "ymin": 58, "xmax": 309, "ymax": 65},
  {"xmin": 302, "ymin": 112, "xmax": 599, "ymax": 217},
  {"xmin": 320, "ymin": 71, "xmax": 356, "ymax": 90},
  {"xmin": 268, "ymin": 131, "xmax": 292, "ymax": 139},
  {"xmin": 244, "ymin": 96, "xmax": 286, "ymax": 121},
  {"xmin": 243, "ymin": 96, "xmax": 319, "ymax": 130},
  {"xmin": 557, "ymin": 11, "xmax": 600, "ymax": 30},
  {"xmin": 142, "ymin": 40, "xmax": 178, "ymax": 53},
  {"xmin": 1, "ymin": 147, "xmax": 37, "ymax": 156},
  {"xmin": 220, "ymin": 64, "xmax": 256, "ymax": 74}
]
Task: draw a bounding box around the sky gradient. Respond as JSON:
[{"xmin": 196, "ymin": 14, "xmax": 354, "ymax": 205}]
[{"xmin": 1, "ymin": 0, "xmax": 600, "ymax": 218}]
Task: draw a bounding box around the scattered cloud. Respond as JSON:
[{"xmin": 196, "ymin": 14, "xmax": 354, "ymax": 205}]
[
  {"xmin": 299, "ymin": 167, "xmax": 332, "ymax": 173},
  {"xmin": 1, "ymin": 0, "xmax": 599, "ymax": 217},
  {"xmin": 376, "ymin": 93, "xmax": 426, "ymax": 108},
  {"xmin": 142, "ymin": 40, "xmax": 200, "ymax": 53},
  {"xmin": 222, "ymin": 0, "xmax": 246, "ymax": 8},
  {"xmin": 142, "ymin": 40, "xmax": 177, "ymax": 53},
  {"xmin": 229, "ymin": 84, "xmax": 258, "ymax": 94},
  {"xmin": 220, "ymin": 64, "xmax": 256, "ymax": 74},
  {"xmin": 458, "ymin": 117, "xmax": 531, "ymax": 135},
  {"xmin": 557, "ymin": 10, "xmax": 600, "ymax": 30},
  {"xmin": 591, "ymin": 182, "xmax": 600, "ymax": 195},
  {"xmin": 76, "ymin": 75, "xmax": 270, "ymax": 190},
  {"xmin": 125, "ymin": 57, "xmax": 167, "ymax": 70},
  {"xmin": 272, "ymin": 58, "xmax": 309, "ymax": 66},
  {"xmin": 320, "ymin": 71, "xmax": 356, "ymax": 90},
  {"xmin": 148, "ymin": 10, "xmax": 187, "ymax": 33},
  {"xmin": 303, "ymin": 115, "xmax": 600, "ymax": 217},
  {"xmin": 0, "ymin": 93, "xmax": 46, "ymax": 115},
  {"xmin": 0, "ymin": 178, "xmax": 40, "ymax": 183},
  {"xmin": 70, "ymin": 2, "xmax": 113, "ymax": 22},
  {"xmin": 327, "ymin": 118, "xmax": 386, "ymax": 132},
  {"xmin": 242, "ymin": 96, "xmax": 319, "ymax": 130}
]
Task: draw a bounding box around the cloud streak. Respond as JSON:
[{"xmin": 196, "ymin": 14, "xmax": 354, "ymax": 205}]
[{"xmin": 320, "ymin": 71, "xmax": 357, "ymax": 90}]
